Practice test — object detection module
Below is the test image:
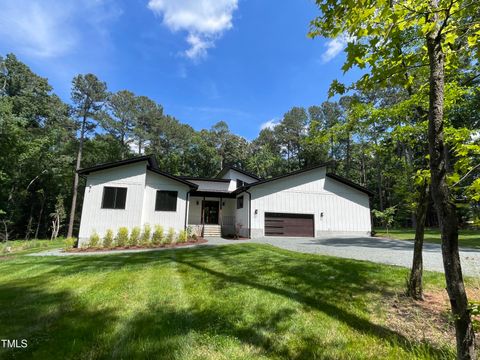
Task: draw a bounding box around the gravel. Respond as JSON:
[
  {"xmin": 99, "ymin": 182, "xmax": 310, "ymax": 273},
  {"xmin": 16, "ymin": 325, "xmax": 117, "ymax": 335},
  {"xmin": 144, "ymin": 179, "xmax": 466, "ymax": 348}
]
[
  {"xmin": 29, "ymin": 236, "xmax": 480, "ymax": 277},
  {"xmin": 205, "ymin": 236, "xmax": 480, "ymax": 277}
]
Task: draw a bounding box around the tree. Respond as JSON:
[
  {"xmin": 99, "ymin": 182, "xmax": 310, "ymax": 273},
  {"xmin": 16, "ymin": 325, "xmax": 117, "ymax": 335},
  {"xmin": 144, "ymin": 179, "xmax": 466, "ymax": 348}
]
[
  {"xmin": 103, "ymin": 90, "xmax": 137, "ymax": 158},
  {"xmin": 309, "ymin": 1, "xmax": 479, "ymax": 357},
  {"xmin": 67, "ymin": 74, "xmax": 108, "ymax": 238}
]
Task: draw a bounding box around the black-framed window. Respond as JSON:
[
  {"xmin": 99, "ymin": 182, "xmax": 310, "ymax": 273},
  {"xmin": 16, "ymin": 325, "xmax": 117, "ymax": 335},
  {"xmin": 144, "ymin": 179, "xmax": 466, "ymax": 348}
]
[
  {"xmin": 237, "ymin": 195, "xmax": 244, "ymax": 209},
  {"xmin": 236, "ymin": 179, "xmax": 245, "ymax": 188},
  {"xmin": 101, "ymin": 187, "xmax": 127, "ymax": 209},
  {"xmin": 155, "ymin": 190, "xmax": 178, "ymax": 211}
]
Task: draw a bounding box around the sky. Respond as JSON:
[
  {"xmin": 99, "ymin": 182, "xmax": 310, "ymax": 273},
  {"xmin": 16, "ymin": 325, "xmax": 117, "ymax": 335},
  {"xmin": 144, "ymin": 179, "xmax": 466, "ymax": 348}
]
[{"xmin": 0, "ymin": 0, "xmax": 360, "ymax": 140}]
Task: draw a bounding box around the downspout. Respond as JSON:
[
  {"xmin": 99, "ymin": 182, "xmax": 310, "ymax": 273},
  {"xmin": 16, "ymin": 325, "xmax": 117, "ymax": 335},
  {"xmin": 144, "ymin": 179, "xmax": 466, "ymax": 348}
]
[
  {"xmin": 245, "ymin": 189, "xmax": 252, "ymax": 239},
  {"xmin": 184, "ymin": 190, "xmax": 191, "ymax": 230}
]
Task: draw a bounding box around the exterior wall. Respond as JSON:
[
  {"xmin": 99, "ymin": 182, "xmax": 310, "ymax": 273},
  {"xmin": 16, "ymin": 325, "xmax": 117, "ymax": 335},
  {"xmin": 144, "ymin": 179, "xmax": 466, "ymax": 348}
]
[
  {"xmin": 141, "ymin": 171, "xmax": 189, "ymax": 232},
  {"xmin": 78, "ymin": 162, "xmax": 147, "ymax": 245},
  {"xmin": 220, "ymin": 169, "xmax": 258, "ymax": 185},
  {"xmin": 221, "ymin": 198, "xmax": 236, "ymax": 235},
  {"xmin": 235, "ymin": 193, "xmax": 250, "ymax": 237},
  {"xmin": 249, "ymin": 167, "xmax": 371, "ymax": 238}
]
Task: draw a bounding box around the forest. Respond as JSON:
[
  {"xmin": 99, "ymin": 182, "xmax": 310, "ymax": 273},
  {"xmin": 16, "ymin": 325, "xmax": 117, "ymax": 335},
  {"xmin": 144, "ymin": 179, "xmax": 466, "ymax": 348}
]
[{"xmin": 0, "ymin": 53, "xmax": 478, "ymax": 241}]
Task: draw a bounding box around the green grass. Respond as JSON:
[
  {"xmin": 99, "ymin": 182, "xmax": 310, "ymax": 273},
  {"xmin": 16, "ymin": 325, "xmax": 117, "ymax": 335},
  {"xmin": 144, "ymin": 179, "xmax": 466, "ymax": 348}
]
[
  {"xmin": 0, "ymin": 238, "xmax": 65, "ymax": 255},
  {"xmin": 375, "ymin": 228, "xmax": 480, "ymax": 249},
  {"xmin": 0, "ymin": 244, "xmax": 458, "ymax": 359}
]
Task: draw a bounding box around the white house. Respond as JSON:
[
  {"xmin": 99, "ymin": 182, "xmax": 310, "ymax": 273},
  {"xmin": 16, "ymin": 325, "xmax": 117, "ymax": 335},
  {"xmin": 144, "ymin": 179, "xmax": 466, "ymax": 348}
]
[{"xmin": 77, "ymin": 155, "xmax": 372, "ymax": 245}]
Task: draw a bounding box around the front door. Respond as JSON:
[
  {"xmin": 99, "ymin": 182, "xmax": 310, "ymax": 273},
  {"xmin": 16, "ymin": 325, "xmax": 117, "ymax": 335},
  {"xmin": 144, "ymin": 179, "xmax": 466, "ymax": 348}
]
[{"xmin": 202, "ymin": 201, "xmax": 219, "ymax": 224}]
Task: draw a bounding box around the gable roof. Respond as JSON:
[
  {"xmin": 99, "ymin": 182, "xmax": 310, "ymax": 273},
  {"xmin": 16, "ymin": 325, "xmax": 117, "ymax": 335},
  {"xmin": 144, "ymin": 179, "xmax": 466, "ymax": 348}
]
[
  {"xmin": 78, "ymin": 155, "xmax": 198, "ymax": 189},
  {"xmin": 78, "ymin": 155, "xmax": 157, "ymax": 175},
  {"xmin": 236, "ymin": 162, "xmax": 331, "ymax": 192},
  {"xmin": 234, "ymin": 163, "xmax": 373, "ymax": 196},
  {"xmin": 326, "ymin": 173, "xmax": 374, "ymax": 196},
  {"xmin": 216, "ymin": 166, "xmax": 261, "ymax": 181}
]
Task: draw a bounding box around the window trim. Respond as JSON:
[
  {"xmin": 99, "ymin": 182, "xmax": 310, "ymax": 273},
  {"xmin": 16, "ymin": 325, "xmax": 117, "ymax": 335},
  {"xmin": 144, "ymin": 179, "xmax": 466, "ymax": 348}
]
[
  {"xmin": 155, "ymin": 190, "xmax": 178, "ymax": 212},
  {"xmin": 101, "ymin": 186, "xmax": 127, "ymax": 210},
  {"xmin": 236, "ymin": 195, "xmax": 244, "ymax": 209}
]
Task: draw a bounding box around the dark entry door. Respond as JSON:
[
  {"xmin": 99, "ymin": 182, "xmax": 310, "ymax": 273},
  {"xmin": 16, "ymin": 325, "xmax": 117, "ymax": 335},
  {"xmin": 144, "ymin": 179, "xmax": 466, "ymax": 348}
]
[
  {"xmin": 203, "ymin": 201, "xmax": 219, "ymax": 224},
  {"xmin": 265, "ymin": 212, "xmax": 314, "ymax": 237}
]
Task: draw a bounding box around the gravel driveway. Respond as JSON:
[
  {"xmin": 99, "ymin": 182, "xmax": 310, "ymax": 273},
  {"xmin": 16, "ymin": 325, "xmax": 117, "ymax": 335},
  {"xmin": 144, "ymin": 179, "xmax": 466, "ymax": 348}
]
[{"xmin": 205, "ymin": 236, "xmax": 480, "ymax": 277}]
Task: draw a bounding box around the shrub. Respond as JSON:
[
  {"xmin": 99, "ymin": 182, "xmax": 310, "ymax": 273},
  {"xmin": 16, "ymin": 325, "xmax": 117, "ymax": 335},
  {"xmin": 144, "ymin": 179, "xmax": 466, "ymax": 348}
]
[
  {"xmin": 103, "ymin": 229, "xmax": 114, "ymax": 248},
  {"xmin": 116, "ymin": 227, "xmax": 129, "ymax": 247},
  {"xmin": 129, "ymin": 226, "xmax": 141, "ymax": 246},
  {"xmin": 141, "ymin": 223, "xmax": 151, "ymax": 246},
  {"xmin": 177, "ymin": 229, "xmax": 188, "ymax": 243},
  {"xmin": 88, "ymin": 231, "xmax": 100, "ymax": 248},
  {"xmin": 152, "ymin": 225, "xmax": 164, "ymax": 245},
  {"xmin": 165, "ymin": 227, "xmax": 176, "ymax": 244},
  {"xmin": 64, "ymin": 237, "xmax": 76, "ymax": 250}
]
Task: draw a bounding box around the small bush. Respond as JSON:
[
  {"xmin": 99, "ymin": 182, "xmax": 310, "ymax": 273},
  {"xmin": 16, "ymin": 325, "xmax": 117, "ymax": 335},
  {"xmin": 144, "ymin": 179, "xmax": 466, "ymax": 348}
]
[
  {"xmin": 116, "ymin": 227, "xmax": 129, "ymax": 247},
  {"xmin": 141, "ymin": 224, "xmax": 151, "ymax": 246},
  {"xmin": 64, "ymin": 237, "xmax": 76, "ymax": 250},
  {"xmin": 166, "ymin": 227, "xmax": 176, "ymax": 244},
  {"xmin": 129, "ymin": 226, "xmax": 141, "ymax": 246},
  {"xmin": 152, "ymin": 225, "xmax": 164, "ymax": 245},
  {"xmin": 88, "ymin": 231, "xmax": 100, "ymax": 248},
  {"xmin": 177, "ymin": 229, "xmax": 188, "ymax": 243},
  {"xmin": 103, "ymin": 229, "xmax": 114, "ymax": 248}
]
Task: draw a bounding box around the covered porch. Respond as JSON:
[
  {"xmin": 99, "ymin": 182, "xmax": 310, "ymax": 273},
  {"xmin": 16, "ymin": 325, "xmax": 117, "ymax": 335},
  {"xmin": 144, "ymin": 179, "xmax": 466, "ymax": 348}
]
[{"xmin": 187, "ymin": 192, "xmax": 237, "ymax": 237}]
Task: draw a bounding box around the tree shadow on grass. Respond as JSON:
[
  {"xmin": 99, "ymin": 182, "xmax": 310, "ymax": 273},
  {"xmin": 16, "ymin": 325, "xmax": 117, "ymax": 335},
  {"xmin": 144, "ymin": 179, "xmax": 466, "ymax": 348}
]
[
  {"xmin": 2, "ymin": 244, "xmax": 454, "ymax": 358},
  {"xmin": 0, "ymin": 279, "xmax": 118, "ymax": 360}
]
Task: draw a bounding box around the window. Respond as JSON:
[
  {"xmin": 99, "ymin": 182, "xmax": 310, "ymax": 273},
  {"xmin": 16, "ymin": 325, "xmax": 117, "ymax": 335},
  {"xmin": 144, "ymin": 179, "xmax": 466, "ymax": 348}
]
[
  {"xmin": 237, "ymin": 195, "xmax": 244, "ymax": 209},
  {"xmin": 236, "ymin": 179, "xmax": 245, "ymax": 188},
  {"xmin": 101, "ymin": 187, "xmax": 127, "ymax": 209},
  {"xmin": 155, "ymin": 191, "xmax": 178, "ymax": 211}
]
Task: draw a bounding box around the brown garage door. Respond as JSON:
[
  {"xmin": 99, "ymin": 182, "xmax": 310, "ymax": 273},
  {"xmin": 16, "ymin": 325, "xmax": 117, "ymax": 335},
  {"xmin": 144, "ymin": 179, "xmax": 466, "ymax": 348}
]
[{"xmin": 265, "ymin": 212, "xmax": 314, "ymax": 237}]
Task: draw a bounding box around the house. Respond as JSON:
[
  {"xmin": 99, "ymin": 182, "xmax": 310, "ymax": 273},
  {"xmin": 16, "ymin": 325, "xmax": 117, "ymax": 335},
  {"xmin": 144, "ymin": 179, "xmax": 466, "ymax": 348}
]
[{"xmin": 77, "ymin": 155, "xmax": 372, "ymax": 245}]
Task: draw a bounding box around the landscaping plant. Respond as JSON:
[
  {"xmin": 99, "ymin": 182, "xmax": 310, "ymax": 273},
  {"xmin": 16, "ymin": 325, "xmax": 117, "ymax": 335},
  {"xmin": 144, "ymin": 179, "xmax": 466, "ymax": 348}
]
[
  {"xmin": 141, "ymin": 224, "xmax": 151, "ymax": 246},
  {"xmin": 129, "ymin": 226, "xmax": 141, "ymax": 246},
  {"xmin": 177, "ymin": 229, "xmax": 188, "ymax": 243},
  {"xmin": 64, "ymin": 237, "xmax": 76, "ymax": 250},
  {"xmin": 88, "ymin": 231, "xmax": 100, "ymax": 248},
  {"xmin": 152, "ymin": 225, "xmax": 163, "ymax": 245},
  {"xmin": 166, "ymin": 227, "xmax": 175, "ymax": 244},
  {"xmin": 116, "ymin": 227, "xmax": 129, "ymax": 247},
  {"xmin": 103, "ymin": 229, "xmax": 114, "ymax": 248}
]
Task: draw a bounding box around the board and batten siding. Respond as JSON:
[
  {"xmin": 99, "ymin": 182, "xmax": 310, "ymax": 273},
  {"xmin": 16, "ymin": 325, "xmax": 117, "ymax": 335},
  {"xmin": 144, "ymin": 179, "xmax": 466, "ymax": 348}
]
[
  {"xmin": 78, "ymin": 162, "xmax": 147, "ymax": 244},
  {"xmin": 235, "ymin": 193, "xmax": 250, "ymax": 237},
  {"xmin": 249, "ymin": 167, "xmax": 371, "ymax": 237},
  {"xmin": 141, "ymin": 171, "xmax": 189, "ymax": 232}
]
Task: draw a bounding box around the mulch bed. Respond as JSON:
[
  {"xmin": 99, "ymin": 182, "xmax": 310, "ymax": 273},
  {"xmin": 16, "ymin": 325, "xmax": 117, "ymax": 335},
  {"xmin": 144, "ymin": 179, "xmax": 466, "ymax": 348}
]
[{"xmin": 66, "ymin": 238, "xmax": 208, "ymax": 253}]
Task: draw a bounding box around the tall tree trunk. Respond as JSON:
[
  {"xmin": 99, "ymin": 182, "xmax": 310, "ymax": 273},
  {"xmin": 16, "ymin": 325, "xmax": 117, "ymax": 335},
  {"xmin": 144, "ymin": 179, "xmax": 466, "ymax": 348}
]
[
  {"xmin": 67, "ymin": 115, "xmax": 86, "ymax": 239},
  {"xmin": 426, "ymin": 23, "xmax": 476, "ymax": 359},
  {"xmin": 34, "ymin": 194, "xmax": 45, "ymax": 239},
  {"xmin": 406, "ymin": 182, "xmax": 429, "ymax": 300}
]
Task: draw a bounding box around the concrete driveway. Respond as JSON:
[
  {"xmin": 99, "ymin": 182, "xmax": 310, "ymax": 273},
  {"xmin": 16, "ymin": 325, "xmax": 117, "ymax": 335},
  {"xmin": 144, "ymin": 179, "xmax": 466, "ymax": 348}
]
[{"xmin": 206, "ymin": 236, "xmax": 480, "ymax": 277}]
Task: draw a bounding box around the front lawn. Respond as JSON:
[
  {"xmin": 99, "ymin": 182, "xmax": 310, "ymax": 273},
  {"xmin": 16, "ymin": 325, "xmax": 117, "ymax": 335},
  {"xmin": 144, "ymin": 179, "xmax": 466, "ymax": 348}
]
[
  {"xmin": 0, "ymin": 243, "xmax": 471, "ymax": 359},
  {"xmin": 375, "ymin": 228, "xmax": 480, "ymax": 249}
]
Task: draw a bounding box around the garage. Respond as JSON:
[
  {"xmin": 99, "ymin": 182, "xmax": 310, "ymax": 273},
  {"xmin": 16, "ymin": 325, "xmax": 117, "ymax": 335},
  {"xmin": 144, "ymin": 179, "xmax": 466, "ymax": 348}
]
[{"xmin": 264, "ymin": 212, "xmax": 314, "ymax": 237}]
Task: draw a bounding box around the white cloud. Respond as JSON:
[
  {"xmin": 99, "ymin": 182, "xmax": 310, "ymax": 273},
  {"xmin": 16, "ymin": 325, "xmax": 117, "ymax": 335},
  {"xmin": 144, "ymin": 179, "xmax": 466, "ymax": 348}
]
[
  {"xmin": 260, "ymin": 119, "xmax": 279, "ymax": 131},
  {"xmin": 321, "ymin": 34, "xmax": 352, "ymax": 63},
  {"xmin": 0, "ymin": 0, "xmax": 121, "ymax": 58},
  {"xmin": 147, "ymin": 0, "xmax": 238, "ymax": 59}
]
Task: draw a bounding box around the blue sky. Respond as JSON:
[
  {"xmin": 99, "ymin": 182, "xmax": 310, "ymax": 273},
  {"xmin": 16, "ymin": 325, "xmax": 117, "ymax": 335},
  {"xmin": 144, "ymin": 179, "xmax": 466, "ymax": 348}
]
[{"xmin": 0, "ymin": 0, "xmax": 359, "ymax": 140}]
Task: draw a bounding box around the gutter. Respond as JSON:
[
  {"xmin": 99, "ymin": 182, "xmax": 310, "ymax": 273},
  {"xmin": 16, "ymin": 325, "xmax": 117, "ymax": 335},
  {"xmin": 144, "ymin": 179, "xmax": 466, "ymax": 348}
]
[
  {"xmin": 245, "ymin": 190, "xmax": 252, "ymax": 239},
  {"xmin": 184, "ymin": 190, "xmax": 191, "ymax": 230}
]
